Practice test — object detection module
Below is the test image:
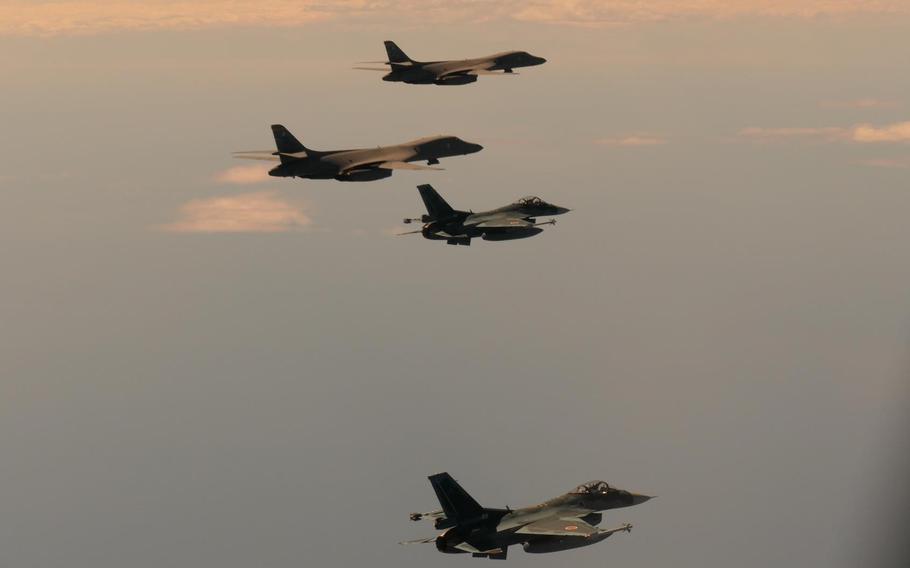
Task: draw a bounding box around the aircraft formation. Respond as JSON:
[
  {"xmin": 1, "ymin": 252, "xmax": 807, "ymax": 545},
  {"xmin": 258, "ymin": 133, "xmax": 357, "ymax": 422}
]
[
  {"xmin": 229, "ymin": 41, "xmax": 652, "ymax": 559},
  {"xmin": 232, "ymin": 41, "xmax": 563, "ymax": 246}
]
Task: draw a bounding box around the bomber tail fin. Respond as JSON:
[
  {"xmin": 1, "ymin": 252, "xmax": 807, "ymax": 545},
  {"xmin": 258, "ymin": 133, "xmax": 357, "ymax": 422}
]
[
  {"xmin": 384, "ymin": 40, "xmax": 416, "ymax": 70},
  {"xmin": 417, "ymin": 184, "xmax": 455, "ymax": 219},
  {"xmin": 270, "ymin": 124, "xmax": 313, "ymax": 163},
  {"xmin": 428, "ymin": 472, "xmax": 485, "ymax": 523}
]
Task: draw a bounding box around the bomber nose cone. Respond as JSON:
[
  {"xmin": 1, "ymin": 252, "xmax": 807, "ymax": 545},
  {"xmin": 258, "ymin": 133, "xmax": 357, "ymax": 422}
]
[
  {"xmin": 466, "ymin": 142, "xmax": 484, "ymax": 154},
  {"xmin": 535, "ymin": 56, "xmax": 547, "ymax": 65}
]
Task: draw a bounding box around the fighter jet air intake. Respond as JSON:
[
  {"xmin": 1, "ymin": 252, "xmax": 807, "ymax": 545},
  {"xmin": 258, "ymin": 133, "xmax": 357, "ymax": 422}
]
[
  {"xmin": 354, "ymin": 40, "xmax": 546, "ymax": 85},
  {"xmin": 399, "ymin": 184, "xmax": 570, "ymax": 245},
  {"xmin": 402, "ymin": 473, "xmax": 652, "ymax": 559},
  {"xmin": 233, "ymin": 125, "xmax": 483, "ymax": 182}
]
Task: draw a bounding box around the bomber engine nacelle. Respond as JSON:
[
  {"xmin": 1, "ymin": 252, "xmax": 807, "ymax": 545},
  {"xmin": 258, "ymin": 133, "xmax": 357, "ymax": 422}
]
[
  {"xmin": 337, "ymin": 169, "xmax": 393, "ymax": 182},
  {"xmin": 434, "ymin": 75, "xmax": 478, "ymax": 85}
]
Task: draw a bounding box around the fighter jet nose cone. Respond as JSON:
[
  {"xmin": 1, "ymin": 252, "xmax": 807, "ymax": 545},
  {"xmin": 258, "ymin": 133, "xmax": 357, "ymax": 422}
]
[
  {"xmin": 631, "ymin": 494, "xmax": 654, "ymax": 505},
  {"xmin": 469, "ymin": 143, "xmax": 484, "ymax": 153}
]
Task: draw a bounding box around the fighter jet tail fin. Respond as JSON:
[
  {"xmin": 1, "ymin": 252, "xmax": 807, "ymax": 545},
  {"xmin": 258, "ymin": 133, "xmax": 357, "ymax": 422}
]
[
  {"xmin": 429, "ymin": 472, "xmax": 485, "ymax": 523},
  {"xmin": 270, "ymin": 124, "xmax": 313, "ymax": 163},
  {"xmin": 384, "ymin": 40, "xmax": 416, "ymax": 69},
  {"xmin": 417, "ymin": 184, "xmax": 455, "ymax": 219}
]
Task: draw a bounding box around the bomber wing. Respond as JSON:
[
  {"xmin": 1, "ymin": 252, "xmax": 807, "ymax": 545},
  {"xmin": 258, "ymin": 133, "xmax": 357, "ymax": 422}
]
[
  {"xmin": 430, "ymin": 60, "xmax": 516, "ymax": 79},
  {"xmin": 374, "ymin": 161, "xmax": 444, "ymax": 171},
  {"xmin": 338, "ymin": 161, "xmax": 444, "ymax": 176}
]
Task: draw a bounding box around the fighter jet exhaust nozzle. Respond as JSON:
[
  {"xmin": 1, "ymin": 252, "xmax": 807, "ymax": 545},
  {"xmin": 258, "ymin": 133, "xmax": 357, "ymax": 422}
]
[{"xmin": 435, "ymin": 528, "xmax": 467, "ymax": 554}]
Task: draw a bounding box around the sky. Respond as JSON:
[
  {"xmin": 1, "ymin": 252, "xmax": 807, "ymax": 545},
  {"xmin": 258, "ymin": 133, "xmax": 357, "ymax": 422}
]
[{"xmin": 1, "ymin": 1, "xmax": 909, "ymax": 567}]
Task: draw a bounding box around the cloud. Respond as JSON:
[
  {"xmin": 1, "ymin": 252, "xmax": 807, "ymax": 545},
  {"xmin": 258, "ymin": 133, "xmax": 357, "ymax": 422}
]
[
  {"xmin": 2, "ymin": 1, "xmax": 909, "ymax": 36},
  {"xmin": 215, "ymin": 164, "xmax": 272, "ymax": 185},
  {"xmin": 511, "ymin": 0, "xmax": 910, "ymax": 26},
  {"xmin": 738, "ymin": 122, "xmax": 910, "ymax": 144},
  {"xmin": 820, "ymin": 98, "xmax": 899, "ymax": 109},
  {"xmin": 738, "ymin": 126, "xmax": 848, "ymax": 142},
  {"xmin": 852, "ymin": 121, "xmax": 910, "ymax": 143},
  {"xmin": 160, "ymin": 191, "xmax": 312, "ymax": 233},
  {"xmin": 595, "ymin": 134, "xmax": 668, "ymax": 147},
  {"xmin": 0, "ymin": 0, "xmax": 337, "ymax": 37}
]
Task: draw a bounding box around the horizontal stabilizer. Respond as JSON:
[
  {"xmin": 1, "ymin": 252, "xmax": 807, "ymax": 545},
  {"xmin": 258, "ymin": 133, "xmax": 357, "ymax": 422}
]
[
  {"xmin": 232, "ymin": 154, "xmax": 279, "ymax": 162},
  {"xmin": 277, "ymin": 151, "xmax": 308, "ymax": 159},
  {"xmin": 399, "ymin": 536, "xmax": 436, "ymax": 545}
]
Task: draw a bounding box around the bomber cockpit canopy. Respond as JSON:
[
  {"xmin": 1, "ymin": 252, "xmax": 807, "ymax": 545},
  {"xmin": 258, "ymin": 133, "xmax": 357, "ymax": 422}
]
[
  {"xmin": 571, "ymin": 481, "xmax": 611, "ymax": 494},
  {"xmin": 514, "ymin": 196, "xmax": 547, "ymax": 207}
]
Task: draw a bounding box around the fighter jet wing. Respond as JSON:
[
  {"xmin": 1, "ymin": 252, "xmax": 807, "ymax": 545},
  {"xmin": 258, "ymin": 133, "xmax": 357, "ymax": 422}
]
[
  {"xmin": 515, "ymin": 516, "xmax": 599, "ymax": 537},
  {"xmin": 464, "ymin": 214, "xmax": 533, "ymax": 229}
]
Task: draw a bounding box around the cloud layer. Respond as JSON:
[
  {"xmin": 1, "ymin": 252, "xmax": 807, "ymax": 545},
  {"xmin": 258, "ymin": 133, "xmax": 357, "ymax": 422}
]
[
  {"xmin": 820, "ymin": 98, "xmax": 899, "ymax": 109},
  {"xmin": 739, "ymin": 121, "xmax": 910, "ymax": 144},
  {"xmin": 160, "ymin": 191, "xmax": 311, "ymax": 233},
  {"xmin": 215, "ymin": 164, "xmax": 273, "ymax": 185},
  {"xmin": 3, "ymin": 0, "xmax": 909, "ymax": 36},
  {"xmin": 595, "ymin": 134, "xmax": 668, "ymax": 147}
]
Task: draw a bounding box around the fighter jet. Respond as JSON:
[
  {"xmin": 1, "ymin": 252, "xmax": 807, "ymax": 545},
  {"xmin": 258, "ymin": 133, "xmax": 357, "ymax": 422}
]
[
  {"xmin": 402, "ymin": 473, "xmax": 652, "ymax": 559},
  {"xmin": 399, "ymin": 184, "xmax": 569, "ymax": 246},
  {"xmin": 233, "ymin": 125, "xmax": 483, "ymax": 182},
  {"xmin": 354, "ymin": 41, "xmax": 546, "ymax": 85}
]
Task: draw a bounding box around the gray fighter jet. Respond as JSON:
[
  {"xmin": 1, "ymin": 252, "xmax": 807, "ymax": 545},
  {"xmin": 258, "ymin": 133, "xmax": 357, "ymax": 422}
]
[
  {"xmin": 399, "ymin": 184, "xmax": 569, "ymax": 245},
  {"xmin": 354, "ymin": 41, "xmax": 546, "ymax": 85},
  {"xmin": 233, "ymin": 125, "xmax": 483, "ymax": 182},
  {"xmin": 403, "ymin": 473, "xmax": 652, "ymax": 559}
]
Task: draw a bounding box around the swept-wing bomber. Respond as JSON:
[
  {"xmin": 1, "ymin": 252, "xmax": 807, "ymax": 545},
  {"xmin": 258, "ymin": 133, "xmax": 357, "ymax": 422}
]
[
  {"xmin": 355, "ymin": 41, "xmax": 546, "ymax": 85},
  {"xmin": 234, "ymin": 125, "xmax": 482, "ymax": 182},
  {"xmin": 399, "ymin": 184, "xmax": 569, "ymax": 245},
  {"xmin": 403, "ymin": 473, "xmax": 653, "ymax": 559}
]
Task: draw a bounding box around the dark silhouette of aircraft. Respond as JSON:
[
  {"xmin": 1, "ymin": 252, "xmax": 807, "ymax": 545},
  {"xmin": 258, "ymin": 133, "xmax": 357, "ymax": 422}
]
[
  {"xmin": 355, "ymin": 41, "xmax": 546, "ymax": 85},
  {"xmin": 399, "ymin": 184, "xmax": 569, "ymax": 245},
  {"xmin": 402, "ymin": 473, "xmax": 652, "ymax": 559},
  {"xmin": 233, "ymin": 125, "xmax": 482, "ymax": 182}
]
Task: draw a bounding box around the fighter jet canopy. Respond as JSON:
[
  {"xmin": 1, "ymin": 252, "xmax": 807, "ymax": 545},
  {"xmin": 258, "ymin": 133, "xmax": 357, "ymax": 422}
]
[
  {"xmin": 514, "ymin": 196, "xmax": 548, "ymax": 207},
  {"xmin": 571, "ymin": 481, "xmax": 611, "ymax": 494}
]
